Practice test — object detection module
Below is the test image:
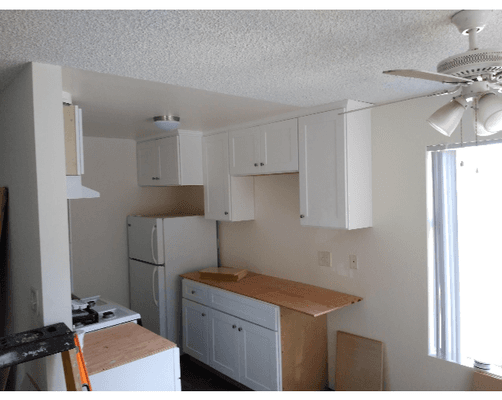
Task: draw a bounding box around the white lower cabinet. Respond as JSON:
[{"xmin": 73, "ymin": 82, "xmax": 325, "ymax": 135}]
[
  {"xmin": 182, "ymin": 298, "xmax": 209, "ymax": 364},
  {"xmin": 182, "ymin": 280, "xmax": 281, "ymax": 391},
  {"xmin": 208, "ymin": 308, "xmax": 240, "ymax": 381}
]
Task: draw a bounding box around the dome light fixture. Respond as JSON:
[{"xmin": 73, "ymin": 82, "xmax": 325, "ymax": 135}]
[{"xmin": 153, "ymin": 115, "xmax": 180, "ymax": 131}]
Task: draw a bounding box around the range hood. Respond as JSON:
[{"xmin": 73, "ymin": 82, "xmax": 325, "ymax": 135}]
[{"xmin": 66, "ymin": 176, "xmax": 100, "ymax": 199}]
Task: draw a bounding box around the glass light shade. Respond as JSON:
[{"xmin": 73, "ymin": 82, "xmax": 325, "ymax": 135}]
[
  {"xmin": 427, "ymin": 99, "xmax": 467, "ymax": 137},
  {"xmin": 153, "ymin": 116, "xmax": 180, "ymax": 131},
  {"xmin": 478, "ymin": 93, "xmax": 502, "ymax": 133}
]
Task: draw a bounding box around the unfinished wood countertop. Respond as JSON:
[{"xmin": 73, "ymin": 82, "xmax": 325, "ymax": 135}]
[
  {"xmin": 180, "ymin": 270, "xmax": 362, "ymax": 317},
  {"xmin": 84, "ymin": 322, "xmax": 177, "ymax": 376}
]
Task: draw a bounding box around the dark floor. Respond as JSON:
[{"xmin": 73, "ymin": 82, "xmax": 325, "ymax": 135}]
[
  {"xmin": 180, "ymin": 354, "xmax": 248, "ymax": 391},
  {"xmin": 180, "ymin": 354, "xmax": 332, "ymax": 391}
]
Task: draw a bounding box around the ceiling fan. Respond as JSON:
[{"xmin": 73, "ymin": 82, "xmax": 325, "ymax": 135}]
[{"xmin": 347, "ymin": 10, "xmax": 502, "ymax": 137}]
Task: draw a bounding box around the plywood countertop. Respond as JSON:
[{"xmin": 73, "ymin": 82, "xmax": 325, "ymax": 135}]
[
  {"xmin": 83, "ymin": 322, "xmax": 177, "ymax": 376},
  {"xmin": 180, "ymin": 270, "xmax": 362, "ymax": 317}
]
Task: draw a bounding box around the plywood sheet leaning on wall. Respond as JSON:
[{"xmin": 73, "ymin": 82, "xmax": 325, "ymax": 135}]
[
  {"xmin": 335, "ymin": 331, "xmax": 383, "ymax": 391},
  {"xmin": 472, "ymin": 371, "xmax": 502, "ymax": 391}
]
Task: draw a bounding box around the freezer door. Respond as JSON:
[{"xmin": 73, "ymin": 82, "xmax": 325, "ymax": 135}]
[
  {"xmin": 129, "ymin": 259, "xmax": 167, "ymax": 338},
  {"xmin": 127, "ymin": 216, "xmax": 164, "ymax": 264}
]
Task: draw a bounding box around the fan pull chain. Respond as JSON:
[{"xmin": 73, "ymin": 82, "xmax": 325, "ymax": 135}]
[{"xmin": 474, "ymin": 97, "xmax": 479, "ymax": 146}]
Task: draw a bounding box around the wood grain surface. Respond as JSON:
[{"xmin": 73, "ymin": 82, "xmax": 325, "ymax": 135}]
[
  {"xmin": 472, "ymin": 371, "xmax": 502, "ymax": 391},
  {"xmin": 335, "ymin": 331, "xmax": 383, "ymax": 391},
  {"xmin": 84, "ymin": 322, "xmax": 177, "ymax": 376},
  {"xmin": 180, "ymin": 270, "xmax": 362, "ymax": 317}
]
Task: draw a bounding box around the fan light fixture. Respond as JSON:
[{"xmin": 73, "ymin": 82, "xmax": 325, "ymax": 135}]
[
  {"xmin": 153, "ymin": 116, "xmax": 180, "ymax": 131},
  {"xmin": 478, "ymin": 93, "xmax": 502, "ymax": 133},
  {"xmin": 427, "ymin": 98, "xmax": 469, "ymax": 137}
]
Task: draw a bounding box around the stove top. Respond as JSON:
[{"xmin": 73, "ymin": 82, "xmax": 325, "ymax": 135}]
[{"xmin": 72, "ymin": 296, "xmax": 141, "ymax": 333}]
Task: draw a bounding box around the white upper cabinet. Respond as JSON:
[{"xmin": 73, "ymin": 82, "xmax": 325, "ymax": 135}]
[
  {"xmin": 202, "ymin": 132, "xmax": 254, "ymax": 222},
  {"xmin": 136, "ymin": 131, "xmax": 203, "ymax": 186},
  {"xmin": 229, "ymin": 119, "xmax": 298, "ymax": 176},
  {"xmin": 298, "ymin": 103, "xmax": 372, "ymax": 230}
]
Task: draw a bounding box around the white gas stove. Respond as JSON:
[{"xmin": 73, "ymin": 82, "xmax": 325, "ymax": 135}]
[{"xmin": 72, "ymin": 295, "xmax": 141, "ymax": 333}]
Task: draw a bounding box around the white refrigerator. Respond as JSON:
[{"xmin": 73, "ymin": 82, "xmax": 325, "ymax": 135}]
[{"xmin": 127, "ymin": 214, "xmax": 218, "ymax": 346}]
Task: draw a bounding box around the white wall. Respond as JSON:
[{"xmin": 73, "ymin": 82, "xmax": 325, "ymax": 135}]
[
  {"xmin": 70, "ymin": 136, "xmax": 204, "ymax": 307},
  {"xmin": 0, "ymin": 63, "xmax": 71, "ymax": 391},
  {"xmin": 219, "ymin": 95, "xmax": 496, "ymax": 390}
]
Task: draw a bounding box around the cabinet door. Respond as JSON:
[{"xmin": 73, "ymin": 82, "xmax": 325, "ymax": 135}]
[
  {"xmin": 238, "ymin": 319, "xmax": 280, "ymax": 391},
  {"xmin": 137, "ymin": 140, "xmax": 159, "ymax": 186},
  {"xmin": 298, "ymin": 110, "xmax": 347, "ymax": 228},
  {"xmin": 202, "ymin": 133, "xmax": 232, "ymax": 221},
  {"xmin": 208, "ymin": 308, "xmax": 240, "ymax": 382},
  {"xmin": 182, "ymin": 298, "xmax": 209, "ymax": 364},
  {"xmin": 260, "ymin": 119, "xmax": 298, "ymax": 175},
  {"xmin": 157, "ymin": 136, "xmax": 180, "ymax": 185},
  {"xmin": 229, "ymin": 127, "xmax": 261, "ymax": 176}
]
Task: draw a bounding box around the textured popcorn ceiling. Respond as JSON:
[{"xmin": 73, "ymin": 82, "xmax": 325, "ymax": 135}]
[{"xmin": 1, "ymin": 10, "xmax": 502, "ymax": 138}]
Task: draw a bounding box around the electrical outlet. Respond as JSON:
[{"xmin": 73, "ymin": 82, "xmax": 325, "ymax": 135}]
[
  {"xmin": 349, "ymin": 254, "xmax": 358, "ymax": 270},
  {"xmin": 318, "ymin": 251, "xmax": 332, "ymax": 267}
]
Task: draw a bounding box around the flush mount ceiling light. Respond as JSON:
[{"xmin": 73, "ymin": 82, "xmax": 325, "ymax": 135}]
[{"xmin": 153, "ymin": 115, "xmax": 180, "ymax": 131}]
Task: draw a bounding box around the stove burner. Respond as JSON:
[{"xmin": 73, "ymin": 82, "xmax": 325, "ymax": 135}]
[
  {"xmin": 72, "ymin": 307, "xmax": 99, "ymax": 326},
  {"xmin": 102, "ymin": 311, "xmax": 115, "ymax": 319}
]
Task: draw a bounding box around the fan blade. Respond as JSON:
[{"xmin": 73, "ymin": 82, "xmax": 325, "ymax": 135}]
[
  {"xmin": 339, "ymin": 89, "xmax": 459, "ymax": 116},
  {"xmin": 384, "ymin": 69, "xmax": 474, "ymax": 84}
]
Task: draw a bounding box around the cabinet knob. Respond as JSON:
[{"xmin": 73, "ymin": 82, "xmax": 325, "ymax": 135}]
[
  {"xmin": 238, "ymin": 327, "xmax": 242, "ymax": 332},
  {"xmin": 260, "ymin": 162, "xmax": 264, "ymax": 166},
  {"xmin": 300, "ymin": 215, "xmax": 305, "ymax": 218},
  {"xmin": 254, "ymin": 163, "xmax": 259, "ymax": 167},
  {"xmin": 224, "ymin": 212, "xmax": 229, "ymax": 215},
  {"xmin": 202, "ymin": 313, "xmax": 206, "ymax": 317},
  {"xmin": 152, "ymin": 177, "xmax": 156, "ymax": 180},
  {"xmin": 232, "ymin": 325, "xmax": 237, "ymax": 329},
  {"xmin": 191, "ymin": 290, "xmax": 196, "ymax": 294}
]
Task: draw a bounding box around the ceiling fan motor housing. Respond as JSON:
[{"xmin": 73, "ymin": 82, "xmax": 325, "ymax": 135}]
[{"xmin": 437, "ymin": 49, "xmax": 502, "ymax": 78}]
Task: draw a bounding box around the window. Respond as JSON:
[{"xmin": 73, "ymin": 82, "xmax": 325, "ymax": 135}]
[{"xmin": 428, "ymin": 141, "xmax": 502, "ymax": 372}]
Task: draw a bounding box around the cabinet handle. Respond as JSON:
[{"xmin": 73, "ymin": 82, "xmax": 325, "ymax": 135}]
[
  {"xmin": 254, "ymin": 163, "xmax": 258, "ymax": 167},
  {"xmin": 152, "ymin": 177, "xmax": 156, "ymax": 180},
  {"xmin": 224, "ymin": 212, "xmax": 229, "ymax": 215},
  {"xmin": 238, "ymin": 327, "xmax": 242, "ymax": 332},
  {"xmin": 202, "ymin": 313, "xmax": 206, "ymax": 317},
  {"xmin": 300, "ymin": 215, "xmax": 305, "ymax": 218},
  {"xmin": 232, "ymin": 325, "xmax": 236, "ymax": 329},
  {"xmin": 260, "ymin": 162, "xmax": 264, "ymax": 166},
  {"xmin": 191, "ymin": 290, "xmax": 196, "ymax": 294}
]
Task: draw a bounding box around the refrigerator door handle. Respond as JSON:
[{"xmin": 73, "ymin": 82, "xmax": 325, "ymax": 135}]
[
  {"xmin": 151, "ymin": 225, "xmax": 158, "ymax": 265},
  {"xmin": 152, "ymin": 266, "xmax": 159, "ymax": 307}
]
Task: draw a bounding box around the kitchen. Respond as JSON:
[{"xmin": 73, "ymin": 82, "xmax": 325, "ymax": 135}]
[{"xmin": 2, "ymin": 10, "xmax": 502, "ymax": 391}]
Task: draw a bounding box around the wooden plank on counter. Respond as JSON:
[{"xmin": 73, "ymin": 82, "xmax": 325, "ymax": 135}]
[
  {"xmin": 180, "ymin": 271, "xmax": 362, "ymax": 317},
  {"xmin": 84, "ymin": 322, "xmax": 177, "ymax": 376}
]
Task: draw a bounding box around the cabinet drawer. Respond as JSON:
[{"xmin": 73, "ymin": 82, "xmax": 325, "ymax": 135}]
[
  {"xmin": 209, "ymin": 287, "xmax": 279, "ymax": 331},
  {"xmin": 182, "ymin": 280, "xmax": 210, "ymax": 306}
]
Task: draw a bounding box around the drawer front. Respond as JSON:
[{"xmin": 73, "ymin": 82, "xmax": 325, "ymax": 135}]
[
  {"xmin": 182, "ymin": 279, "xmax": 210, "ymax": 306},
  {"xmin": 209, "ymin": 287, "xmax": 279, "ymax": 331}
]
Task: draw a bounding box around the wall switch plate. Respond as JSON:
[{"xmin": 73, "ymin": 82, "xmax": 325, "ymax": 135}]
[
  {"xmin": 318, "ymin": 251, "xmax": 332, "ymax": 267},
  {"xmin": 349, "ymin": 254, "xmax": 358, "ymax": 270}
]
